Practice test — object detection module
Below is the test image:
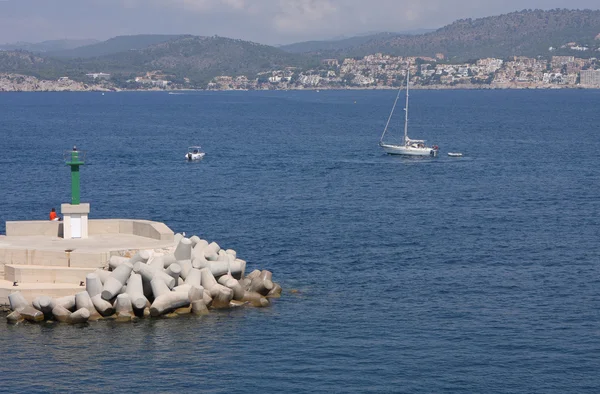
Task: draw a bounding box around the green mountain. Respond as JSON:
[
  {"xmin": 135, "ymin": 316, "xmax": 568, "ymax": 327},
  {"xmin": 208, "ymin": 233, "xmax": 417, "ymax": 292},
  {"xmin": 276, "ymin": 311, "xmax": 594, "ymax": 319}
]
[
  {"xmin": 312, "ymin": 9, "xmax": 600, "ymax": 61},
  {"xmin": 29, "ymin": 36, "xmax": 318, "ymax": 85},
  {"xmin": 0, "ymin": 51, "xmax": 67, "ymax": 79},
  {"xmin": 0, "ymin": 39, "xmax": 98, "ymax": 53},
  {"xmin": 279, "ymin": 31, "xmax": 434, "ymax": 53},
  {"xmin": 108, "ymin": 36, "xmax": 317, "ymax": 84},
  {"xmin": 47, "ymin": 34, "xmax": 186, "ymax": 58}
]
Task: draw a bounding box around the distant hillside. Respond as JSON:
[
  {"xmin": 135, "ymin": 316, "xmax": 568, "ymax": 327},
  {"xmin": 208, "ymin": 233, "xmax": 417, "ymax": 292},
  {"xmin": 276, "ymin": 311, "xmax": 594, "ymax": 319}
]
[
  {"xmin": 279, "ymin": 31, "xmax": 434, "ymax": 53},
  {"xmin": 0, "ymin": 51, "xmax": 67, "ymax": 79},
  {"xmin": 47, "ymin": 34, "xmax": 186, "ymax": 58},
  {"xmin": 310, "ymin": 9, "xmax": 600, "ymax": 60},
  {"xmin": 50, "ymin": 36, "xmax": 319, "ymax": 84},
  {"xmin": 0, "ymin": 39, "xmax": 98, "ymax": 53}
]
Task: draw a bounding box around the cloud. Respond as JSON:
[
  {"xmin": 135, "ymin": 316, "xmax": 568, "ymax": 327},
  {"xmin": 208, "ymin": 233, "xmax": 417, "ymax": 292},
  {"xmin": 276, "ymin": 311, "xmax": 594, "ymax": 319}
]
[
  {"xmin": 1, "ymin": 0, "xmax": 599, "ymax": 45},
  {"xmin": 152, "ymin": 0, "xmax": 248, "ymax": 12},
  {"xmin": 272, "ymin": 0, "xmax": 339, "ymax": 33}
]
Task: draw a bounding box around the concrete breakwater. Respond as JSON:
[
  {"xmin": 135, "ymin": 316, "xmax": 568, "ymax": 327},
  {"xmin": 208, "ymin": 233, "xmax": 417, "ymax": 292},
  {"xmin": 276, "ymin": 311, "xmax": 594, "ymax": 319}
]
[{"xmin": 6, "ymin": 233, "xmax": 281, "ymax": 325}]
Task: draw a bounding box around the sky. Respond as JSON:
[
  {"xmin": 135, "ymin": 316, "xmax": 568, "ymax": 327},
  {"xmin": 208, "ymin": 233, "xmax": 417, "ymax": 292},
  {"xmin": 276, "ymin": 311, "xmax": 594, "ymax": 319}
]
[{"xmin": 0, "ymin": 0, "xmax": 599, "ymax": 46}]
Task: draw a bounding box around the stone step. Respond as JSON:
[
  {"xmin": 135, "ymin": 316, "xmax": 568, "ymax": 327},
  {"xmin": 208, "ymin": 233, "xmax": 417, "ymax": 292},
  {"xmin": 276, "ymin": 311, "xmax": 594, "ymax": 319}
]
[
  {"xmin": 0, "ymin": 247, "xmax": 110, "ymax": 269},
  {"xmin": 0, "ymin": 280, "xmax": 84, "ymax": 305},
  {"xmin": 0, "ymin": 247, "xmax": 70, "ymax": 267},
  {"xmin": 4, "ymin": 264, "xmax": 96, "ymax": 285}
]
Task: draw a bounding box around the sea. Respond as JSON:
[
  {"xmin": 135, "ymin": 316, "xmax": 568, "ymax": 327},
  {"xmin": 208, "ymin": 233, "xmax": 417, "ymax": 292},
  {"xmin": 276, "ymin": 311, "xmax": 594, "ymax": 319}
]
[{"xmin": 0, "ymin": 89, "xmax": 599, "ymax": 393}]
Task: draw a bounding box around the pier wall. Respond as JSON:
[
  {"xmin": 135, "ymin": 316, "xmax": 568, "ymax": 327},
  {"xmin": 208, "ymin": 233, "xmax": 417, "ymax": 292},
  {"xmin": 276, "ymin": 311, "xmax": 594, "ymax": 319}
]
[{"xmin": 6, "ymin": 219, "xmax": 174, "ymax": 241}]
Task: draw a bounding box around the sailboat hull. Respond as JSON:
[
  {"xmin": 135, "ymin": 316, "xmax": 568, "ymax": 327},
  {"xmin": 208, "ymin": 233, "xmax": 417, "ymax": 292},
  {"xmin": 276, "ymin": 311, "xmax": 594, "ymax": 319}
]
[{"xmin": 381, "ymin": 143, "xmax": 438, "ymax": 157}]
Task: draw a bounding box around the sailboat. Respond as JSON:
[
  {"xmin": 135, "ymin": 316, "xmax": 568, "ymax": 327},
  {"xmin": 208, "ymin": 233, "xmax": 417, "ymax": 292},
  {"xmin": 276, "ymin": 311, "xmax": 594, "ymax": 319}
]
[{"xmin": 379, "ymin": 70, "xmax": 439, "ymax": 157}]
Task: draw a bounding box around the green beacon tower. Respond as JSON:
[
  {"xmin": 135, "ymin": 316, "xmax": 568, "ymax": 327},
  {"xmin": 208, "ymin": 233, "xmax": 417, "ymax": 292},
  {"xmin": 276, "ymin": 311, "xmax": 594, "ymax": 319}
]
[
  {"xmin": 65, "ymin": 146, "xmax": 84, "ymax": 205},
  {"xmin": 62, "ymin": 146, "xmax": 90, "ymax": 239}
]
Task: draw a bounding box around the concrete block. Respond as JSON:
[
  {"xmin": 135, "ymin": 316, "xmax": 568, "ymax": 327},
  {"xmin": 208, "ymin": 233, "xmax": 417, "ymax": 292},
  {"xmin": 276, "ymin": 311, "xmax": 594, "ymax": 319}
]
[
  {"xmin": 191, "ymin": 247, "xmax": 206, "ymax": 262},
  {"xmin": 184, "ymin": 268, "xmax": 202, "ymax": 288},
  {"xmin": 203, "ymin": 291, "xmax": 212, "ymax": 307},
  {"xmin": 94, "ymin": 269, "xmax": 111, "ymax": 284},
  {"xmin": 204, "ymin": 248, "xmax": 218, "ymax": 261},
  {"xmin": 191, "ymin": 300, "xmax": 209, "ymax": 315},
  {"xmin": 162, "ymin": 254, "xmax": 177, "ymax": 268},
  {"xmin": 230, "ymin": 258, "xmax": 246, "ymax": 279},
  {"xmin": 207, "ymin": 242, "xmax": 220, "ymax": 254},
  {"xmin": 54, "ymin": 295, "xmax": 76, "ymax": 311},
  {"xmin": 218, "ymin": 274, "xmax": 244, "ymax": 300},
  {"xmin": 210, "ymin": 284, "xmax": 233, "ymax": 309},
  {"xmin": 246, "ymin": 269, "xmax": 261, "ymax": 280},
  {"xmin": 242, "ymin": 291, "xmax": 270, "ymax": 307},
  {"xmin": 208, "ymin": 261, "xmax": 229, "ymax": 278},
  {"xmin": 249, "ymin": 276, "xmax": 273, "ymax": 296},
  {"xmin": 199, "ymin": 268, "xmax": 217, "ymax": 291},
  {"xmin": 21, "ymin": 306, "xmax": 45, "ymax": 322},
  {"xmin": 150, "ymin": 278, "xmax": 170, "ymax": 299},
  {"xmin": 188, "ymin": 285, "xmax": 204, "ymax": 302},
  {"xmin": 115, "ymin": 293, "xmax": 133, "ymax": 316},
  {"xmin": 173, "ymin": 284, "xmax": 192, "ymax": 293},
  {"xmin": 51, "ymin": 305, "xmax": 71, "ymax": 323},
  {"xmin": 125, "ymin": 273, "xmax": 148, "ymax": 310},
  {"xmin": 165, "ymin": 263, "xmax": 181, "ymax": 284},
  {"xmin": 68, "ymin": 308, "xmax": 90, "ymax": 324},
  {"xmin": 91, "ymin": 294, "xmax": 115, "ymax": 317},
  {"xmin": 86, "ymin": 273, "xmax": 103, "ymax": 298},
  {"xmin": 109, "ymin": 256, "xmax": 130, "ymax": 270},
  {"xmin": 189, "ymin": 235, "xmax": 201, "ymax": 245},
  {"xmin": 174, "ymin": 238, "xmax": 192, "ymax": 261},
  {"xmin": 239, "ymin": 277, "xmax": 251, "ymax": 290},
  {"xmin": 133, "ymin": 262, "xmax": 176, "ymax": 289},
  {"xmin": 8, "ymin": 291, "xmax": 28, "ymax": 311},
  {"xmin": 174, "ymin": 305, "xmax": 192, "ymax": 315},
  {"xmin": 148, "ymin": 255, "xmax": 165, "ymax": 271},
  {"xmin": 267, "ymin": 283, "xmax": 282, "ymax": 298},
  {"xmin": 150, "ymin": 291, "xmax": 190, "ymax": 317},
  {"xmin": 130, "ymin": 250, "xmax": 151, "ymax": 264},
  {"xmin": 194, "ymin": 239, "xmax": 209, "ymax": 250},
  {"xmin": 192, "ymin": 257, "xmax": 209, "ymax": 270},
  {"xmin": 178, "ymin": 259, "xmax": 192, "ymax": 279},
  {"xmin": 101, "ymin": 263, "xmax": 133, "ymax": 300},
  {"xmin": 75, "ymin": 291, "xmax": 101, "ymax": 319},
  {"xmin": 7, "ymin": 310, "xmax": 23, "ymax": 324},
  {"xmin": 33, "ymin": 295, "xmax": 55, "ymax": 316},
  {"xmin": 174, "ymin": 233, "xmax": 183, "ymax": 245}
]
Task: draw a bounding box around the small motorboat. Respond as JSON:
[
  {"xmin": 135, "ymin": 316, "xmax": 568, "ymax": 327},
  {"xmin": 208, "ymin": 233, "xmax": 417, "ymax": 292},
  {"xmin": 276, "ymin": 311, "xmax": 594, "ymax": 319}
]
[
  {"xmin": 186, "ymin": 146, "xmax": 205, "ymax": 161},
  {"xmin": 447, "ymin": 152, "xmax": 463, "ymax": 157}
]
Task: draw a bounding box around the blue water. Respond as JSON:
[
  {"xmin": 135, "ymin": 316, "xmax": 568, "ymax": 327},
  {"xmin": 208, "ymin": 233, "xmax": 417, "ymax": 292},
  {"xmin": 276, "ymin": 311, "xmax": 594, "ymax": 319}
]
[{"xmin": 1, "ymin": 89, "xmax": 600, "ymax": 393}]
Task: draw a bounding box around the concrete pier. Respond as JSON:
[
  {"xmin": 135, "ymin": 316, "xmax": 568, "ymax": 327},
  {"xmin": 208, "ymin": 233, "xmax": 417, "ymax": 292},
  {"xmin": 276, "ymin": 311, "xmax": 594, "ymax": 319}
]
[
  {"xmin": 2, "ymin": 219, "xmax": 283, "ymax": 325},
  {"xmin": 0, "ymin": 219, "xmax": 174, "ymax": 304}
]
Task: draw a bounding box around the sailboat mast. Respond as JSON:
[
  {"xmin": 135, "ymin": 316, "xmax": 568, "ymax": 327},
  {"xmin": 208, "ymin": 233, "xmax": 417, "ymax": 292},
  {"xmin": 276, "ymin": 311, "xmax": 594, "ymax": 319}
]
[{"xmin": 403, "ymin": 70, "xmax": 409, "ymax": 145}]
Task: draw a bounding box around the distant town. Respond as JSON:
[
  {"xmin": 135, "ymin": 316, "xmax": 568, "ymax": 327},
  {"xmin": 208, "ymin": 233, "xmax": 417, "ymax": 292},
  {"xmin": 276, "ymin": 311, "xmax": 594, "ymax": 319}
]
[
  {"xmin": 1, "ymin": 54, "xmax": 600, "ymax": 92},
  {"xmin": 207, "ymin": 54, "xmax": 600, "ymax": 90}
]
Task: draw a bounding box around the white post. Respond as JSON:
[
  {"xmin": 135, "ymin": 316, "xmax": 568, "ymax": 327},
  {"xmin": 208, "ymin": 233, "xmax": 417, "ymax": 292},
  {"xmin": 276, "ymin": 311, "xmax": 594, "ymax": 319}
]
[{"xmin": 61, "ymin": 203, "xmax": 90, "ymax": 239}]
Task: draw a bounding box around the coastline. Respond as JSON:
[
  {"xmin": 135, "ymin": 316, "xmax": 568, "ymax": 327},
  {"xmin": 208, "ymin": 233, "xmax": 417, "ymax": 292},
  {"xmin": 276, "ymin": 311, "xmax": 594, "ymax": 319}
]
[{"xmin": 1, "ymin": 73, "xmax": 598, "ymax": 92}]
